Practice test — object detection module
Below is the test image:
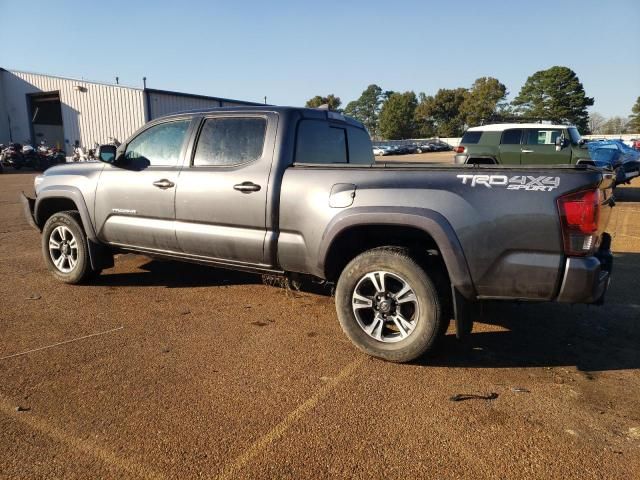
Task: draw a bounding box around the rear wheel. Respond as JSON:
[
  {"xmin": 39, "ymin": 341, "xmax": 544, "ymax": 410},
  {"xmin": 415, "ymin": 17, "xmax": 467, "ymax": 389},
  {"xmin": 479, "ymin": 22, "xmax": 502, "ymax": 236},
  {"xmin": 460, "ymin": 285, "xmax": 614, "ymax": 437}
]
[
  {"xmin": 335, "ymin": 247, "xmax": 445, "ymax": 362},
  {"xmin": 42, "ymin": 211, "xmax": 97, "ymax": 284}
]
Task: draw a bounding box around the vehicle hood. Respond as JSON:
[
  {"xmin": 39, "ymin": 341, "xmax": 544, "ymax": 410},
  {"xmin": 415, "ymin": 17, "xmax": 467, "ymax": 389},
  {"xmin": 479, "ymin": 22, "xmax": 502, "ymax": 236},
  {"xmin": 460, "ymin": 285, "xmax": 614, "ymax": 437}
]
[
  {"xmin": 43, "ymin": 161, "xmax": 106, "ymax": 177},
  {"xmin": 35, "ymin": 161, "xmax": 105, "ymax": 196}
]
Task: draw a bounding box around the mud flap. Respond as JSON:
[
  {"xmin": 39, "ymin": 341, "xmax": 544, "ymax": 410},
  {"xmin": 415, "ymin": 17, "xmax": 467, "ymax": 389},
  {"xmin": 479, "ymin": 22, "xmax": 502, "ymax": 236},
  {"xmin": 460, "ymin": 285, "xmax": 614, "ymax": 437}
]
[
  {"xmin": 452, "ymin": 286, "xmax": 474, "ymax": 340},
  {"xmin": 87, "ymin": 239, "xmax": 114, "ymax": 271},
  {"xmin": 20, "ymin": 192, "xmax": 39, "ymax": 231}
]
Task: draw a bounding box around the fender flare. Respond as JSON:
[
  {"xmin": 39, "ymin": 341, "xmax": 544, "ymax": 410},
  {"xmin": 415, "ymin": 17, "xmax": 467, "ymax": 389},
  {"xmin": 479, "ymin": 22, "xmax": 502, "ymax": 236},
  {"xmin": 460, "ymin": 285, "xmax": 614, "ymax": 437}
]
[
  {"xmin": 34, "ymin": 186, "xmax": 97, "ymax": 241},
  {"xmin": 34, "ymin": 187, "xmax": 113, "ymax": 271},
  {"xmin": 318, "ymin": 206, "xmax": 476, "ymax": 300}
]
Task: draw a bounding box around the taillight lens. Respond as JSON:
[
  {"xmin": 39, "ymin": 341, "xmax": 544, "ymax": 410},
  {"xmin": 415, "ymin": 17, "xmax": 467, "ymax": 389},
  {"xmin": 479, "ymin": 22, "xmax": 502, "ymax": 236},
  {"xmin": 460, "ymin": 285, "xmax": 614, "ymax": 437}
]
[
  {"xmin": 557, "ymin": 189, "xmax": 600, "ymax": 256},
  {"xmin": 454, "ymin": 146, "xmax": 465, "ymax": 154}
]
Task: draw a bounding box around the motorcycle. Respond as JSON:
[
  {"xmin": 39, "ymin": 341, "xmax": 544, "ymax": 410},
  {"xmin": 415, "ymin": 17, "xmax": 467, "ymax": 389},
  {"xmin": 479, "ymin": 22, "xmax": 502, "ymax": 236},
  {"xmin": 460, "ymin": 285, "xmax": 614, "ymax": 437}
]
[{"xmin": 1, "ymin": 143, "xmax": 24, "ymax": 169}]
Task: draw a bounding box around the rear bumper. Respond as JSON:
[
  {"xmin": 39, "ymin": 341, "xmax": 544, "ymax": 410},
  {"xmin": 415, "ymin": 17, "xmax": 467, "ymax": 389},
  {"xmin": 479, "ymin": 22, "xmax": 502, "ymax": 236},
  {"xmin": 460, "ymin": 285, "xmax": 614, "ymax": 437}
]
[
  {"xmin": 454, "ymin": 154, "xmax": 468, "ymax": 164},
  {"xmin": 556, "ymin": 233, "xmax": 613, "ymax": 304},
  {"xmin": 20, "ymin": 192, "xmax": 40, "ymax": 231}
]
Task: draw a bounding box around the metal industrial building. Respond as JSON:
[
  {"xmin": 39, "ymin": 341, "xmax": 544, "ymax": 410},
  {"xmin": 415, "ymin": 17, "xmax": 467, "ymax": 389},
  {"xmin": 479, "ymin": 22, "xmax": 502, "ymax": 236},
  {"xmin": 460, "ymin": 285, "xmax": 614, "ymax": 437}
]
[{"xmin": 0, "ymin": 68, "xmax": 260, "ymax": 154}]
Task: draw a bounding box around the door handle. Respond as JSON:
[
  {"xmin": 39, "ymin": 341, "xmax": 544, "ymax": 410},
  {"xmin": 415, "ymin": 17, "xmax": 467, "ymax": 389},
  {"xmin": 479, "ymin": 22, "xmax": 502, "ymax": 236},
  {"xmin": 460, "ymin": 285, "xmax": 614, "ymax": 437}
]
[
  {"xmin": 233, "ymin": 182, "xmax": 261, "ymax": 193},
  {"xmin": 153, "ymin": 179, "xmax": 175, "ymax": 189},
  {"xmin": 521, "ymin": 149, "xmax": 533, "ymax": 153}
]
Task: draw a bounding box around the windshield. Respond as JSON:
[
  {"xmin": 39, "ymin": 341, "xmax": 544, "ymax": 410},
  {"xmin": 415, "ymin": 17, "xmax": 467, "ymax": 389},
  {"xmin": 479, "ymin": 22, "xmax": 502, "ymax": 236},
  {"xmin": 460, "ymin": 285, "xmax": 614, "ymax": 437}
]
[{"xmin": 568, "ymin": 127, "xmax": 582, "ymax": 145}]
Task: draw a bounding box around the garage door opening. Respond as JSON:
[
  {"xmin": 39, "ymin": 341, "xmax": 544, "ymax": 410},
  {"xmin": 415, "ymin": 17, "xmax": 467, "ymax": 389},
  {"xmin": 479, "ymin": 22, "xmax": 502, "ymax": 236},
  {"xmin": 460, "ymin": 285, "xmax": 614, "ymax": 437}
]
[{"xmin": 28, "ymin": 92, "xmax": 64, "ymax": 150}]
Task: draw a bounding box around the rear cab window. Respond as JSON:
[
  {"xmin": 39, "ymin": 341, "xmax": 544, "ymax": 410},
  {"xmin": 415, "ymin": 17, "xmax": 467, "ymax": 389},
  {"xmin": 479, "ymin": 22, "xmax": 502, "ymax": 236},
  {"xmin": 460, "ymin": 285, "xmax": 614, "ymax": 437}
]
[{"xmin": 295, "ymin": 119, "xmax": 373, "ymax": 165}]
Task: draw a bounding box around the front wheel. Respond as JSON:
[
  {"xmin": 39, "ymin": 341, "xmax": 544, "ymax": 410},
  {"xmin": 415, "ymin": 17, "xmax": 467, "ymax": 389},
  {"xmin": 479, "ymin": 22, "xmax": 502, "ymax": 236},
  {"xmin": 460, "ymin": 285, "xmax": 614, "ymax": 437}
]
[
  {"xmin": 42, "ymin": 211, "xmax": 97, "ymax": 284},
  {"xmin": 335, "ymin": 247, "xmax": 445, "ymax": 363}
]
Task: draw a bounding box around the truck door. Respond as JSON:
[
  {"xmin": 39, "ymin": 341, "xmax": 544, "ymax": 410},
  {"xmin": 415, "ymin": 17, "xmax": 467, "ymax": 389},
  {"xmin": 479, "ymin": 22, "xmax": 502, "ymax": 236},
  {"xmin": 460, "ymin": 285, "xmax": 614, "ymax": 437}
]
[
  {"xmin": 521, "ymin": 128, "xmax": 572, "ymax": 164},
  {"xmin": 94, "ymin": 119, "xmax": 192, "ymax": 251},
  {"xmin": 497, "ymin": 128, "xmax": 523, "ymax": 164},
  {"xmin": 174, "ymin": 113, "xmax": 278, "ymax": 266}
]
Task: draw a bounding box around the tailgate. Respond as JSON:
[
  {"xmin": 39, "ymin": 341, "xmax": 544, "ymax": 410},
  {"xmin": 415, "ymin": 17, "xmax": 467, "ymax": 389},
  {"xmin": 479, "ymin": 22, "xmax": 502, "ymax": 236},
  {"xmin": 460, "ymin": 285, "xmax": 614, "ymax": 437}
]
[{"xmin": 598, "ymin": 171, "xmax": 616, "ymax": 234}]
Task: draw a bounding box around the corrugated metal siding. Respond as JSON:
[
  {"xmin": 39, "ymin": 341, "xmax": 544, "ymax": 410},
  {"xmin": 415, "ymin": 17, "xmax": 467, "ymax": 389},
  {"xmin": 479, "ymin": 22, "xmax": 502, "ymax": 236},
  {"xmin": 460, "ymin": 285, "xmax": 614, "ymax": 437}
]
[
  {"xmin": 147, "ymin": 91, "xmax": 223, "ymax": 118},
  {"xmin": 0, "ymin": 72, "xmax": 10, "ymax": 143},
  {"xmin": 1, "ymin": 70, "xmax": 146, "ymax": 153}
]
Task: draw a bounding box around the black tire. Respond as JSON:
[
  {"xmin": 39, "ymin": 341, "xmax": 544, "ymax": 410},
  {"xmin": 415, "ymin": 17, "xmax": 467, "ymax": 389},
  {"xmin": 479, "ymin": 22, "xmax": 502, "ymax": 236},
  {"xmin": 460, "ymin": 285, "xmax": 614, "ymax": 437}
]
[
  {"xmin": 335, "ymin": 247, "xmax": 444, "ymax": 363},
  {"xmin": 42, "ymin": 211, "xmax": 96, "ymax": 284}
]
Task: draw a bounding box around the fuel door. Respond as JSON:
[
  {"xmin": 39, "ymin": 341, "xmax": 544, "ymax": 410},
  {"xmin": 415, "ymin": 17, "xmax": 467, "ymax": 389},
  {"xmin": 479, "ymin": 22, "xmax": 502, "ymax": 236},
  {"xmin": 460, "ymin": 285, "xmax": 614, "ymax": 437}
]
[{"xmin": 329, "ymin": 183, "xmax": 356, "ymax": 208}]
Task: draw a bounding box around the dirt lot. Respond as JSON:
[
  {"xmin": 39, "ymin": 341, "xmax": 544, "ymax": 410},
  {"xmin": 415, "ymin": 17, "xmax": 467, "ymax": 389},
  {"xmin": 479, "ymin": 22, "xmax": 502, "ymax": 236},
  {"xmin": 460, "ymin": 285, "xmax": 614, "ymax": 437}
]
[
  {"xmin": 0, "ymin": 169, "xmax": 638, "ymax": 479},
  {"xmin": 375, "ymin": 151, "xmax": 455, "ymax": 163}
]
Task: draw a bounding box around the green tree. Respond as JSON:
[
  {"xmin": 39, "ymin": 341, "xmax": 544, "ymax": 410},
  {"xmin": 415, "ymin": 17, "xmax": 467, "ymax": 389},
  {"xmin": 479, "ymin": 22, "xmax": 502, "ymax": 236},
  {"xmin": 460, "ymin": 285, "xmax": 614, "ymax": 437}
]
[
  {"xmin": 628, "ymin": 96, "xmax": 640, "ymax": 132},
  {"xmin": 512, "ymin": 66, "xmax": 594, "ymax": 131},
  {"xmin": 343, "ymin": 85, "xmax": 385, "ymax": 138},
  {"xmin": 459, "ymin": 77, "xmax": 507, "ymax": 126},
  {"xmin": 414, "ymin": 88, "xmax": 468, "ymax": 137},
  {"xmin": 378, "ymin": 92, "xmax": 418, "ymax": 139},
  {"xmin": 305, "ymin": 94, "xmax": 342, "ymax": 110},
  {"xmin": 600, "ymin": 116, "xmax": 629, "ymax": 135}
]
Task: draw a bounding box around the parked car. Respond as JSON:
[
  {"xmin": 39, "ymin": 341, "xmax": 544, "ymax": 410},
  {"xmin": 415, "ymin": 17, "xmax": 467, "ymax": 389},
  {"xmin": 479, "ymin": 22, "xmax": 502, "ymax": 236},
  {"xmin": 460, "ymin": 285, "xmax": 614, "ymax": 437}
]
[
  {"xmin": 428, "ymin": 140, "xmax": 452, "ymax": 152},
  {"xmin": 587, "ymin": 139, "xmax": 640, "ymax": 183},
  {"xmin": 454, "ymin": 123, "xmax": 639, "ymax": 183},
  {"xmin": 403, "ymin": 144, "xmax": 419, "ymax": 154},
  {"xmin": 23, "ymin": 106, "xmax": 615, "ymax": 363},
  {"xmin": 372, "ymin": 146, "xmax": 387, "ymax": 156},
  {"xmin": 416, "ymin": 143, "xmax": 435, "ymax": 153}
]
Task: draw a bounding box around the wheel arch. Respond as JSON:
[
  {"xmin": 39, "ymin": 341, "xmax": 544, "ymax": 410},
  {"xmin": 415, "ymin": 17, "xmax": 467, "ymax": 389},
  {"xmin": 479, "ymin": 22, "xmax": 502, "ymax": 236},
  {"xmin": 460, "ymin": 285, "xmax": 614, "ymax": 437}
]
[
  {"xmin": 35, "ymin": 187, "xmax": 113, "ymax": 271},
  {"xmin": 318, "ymin": 207, "xmax": 476, "ymax": 300},
  {"xmin": 35, "ymin": 187, "xmax": 97, "ymax": 240}
]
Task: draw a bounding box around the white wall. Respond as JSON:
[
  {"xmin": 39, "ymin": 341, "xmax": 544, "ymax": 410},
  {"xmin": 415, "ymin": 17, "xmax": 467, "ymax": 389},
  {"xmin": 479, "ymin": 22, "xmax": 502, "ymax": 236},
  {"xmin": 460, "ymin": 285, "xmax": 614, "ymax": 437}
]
[{"xmin": 1, "ymin": 70, "xmax": 146, "ymax": 153}]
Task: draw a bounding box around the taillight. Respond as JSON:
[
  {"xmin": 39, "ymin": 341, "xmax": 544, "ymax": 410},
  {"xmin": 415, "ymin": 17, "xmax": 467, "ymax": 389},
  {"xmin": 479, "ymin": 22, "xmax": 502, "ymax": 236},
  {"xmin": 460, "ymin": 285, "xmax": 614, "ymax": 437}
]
[
  {"xmin": 557, "ymin": 189, "xmax": 600, "ymax": 256},
  {"xmin": 454, "ymin": 146, "xmax": 465, "ymax": 154}
]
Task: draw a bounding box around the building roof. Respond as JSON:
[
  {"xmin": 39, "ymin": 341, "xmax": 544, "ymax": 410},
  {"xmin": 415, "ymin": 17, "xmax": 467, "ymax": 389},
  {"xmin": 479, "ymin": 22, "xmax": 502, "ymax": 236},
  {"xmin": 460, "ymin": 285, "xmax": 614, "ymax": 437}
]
[
  {"xmin": 467, "ymin": 123, "xmax": 573, "ymax": 132},
  {"xmin": 1, "ymin": 67, "xmax": 260, "ymax": 105}
]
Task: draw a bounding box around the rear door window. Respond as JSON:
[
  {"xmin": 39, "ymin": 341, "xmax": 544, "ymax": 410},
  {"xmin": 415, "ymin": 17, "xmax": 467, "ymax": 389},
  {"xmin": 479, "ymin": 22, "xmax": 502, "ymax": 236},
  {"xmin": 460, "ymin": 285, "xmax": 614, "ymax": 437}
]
[
  {"xmin": 193, "ymin": 117, "xmax": 266, "ymax": 167},
  {"xmin": 296, "ymin": 120, "xmax": 347, "ymax": 164},
  {"xmin": 461, "ymin": 131, "xmax": 482, "ymax": 144},
  {"xmin": 500, "ymin": 129, "xmax": 523, "ymax": 145}
]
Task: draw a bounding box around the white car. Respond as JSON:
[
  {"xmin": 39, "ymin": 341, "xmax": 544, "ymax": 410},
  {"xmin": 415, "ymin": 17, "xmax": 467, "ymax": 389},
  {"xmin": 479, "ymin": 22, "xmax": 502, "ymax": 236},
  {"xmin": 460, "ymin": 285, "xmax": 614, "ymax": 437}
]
[
  {"xmin": 373, "ymin": 146, "xmax": 394, "ymax": 156},
  {"xmin": 372, "ymin": 146, "xmax": 386, "ymax": 156}
]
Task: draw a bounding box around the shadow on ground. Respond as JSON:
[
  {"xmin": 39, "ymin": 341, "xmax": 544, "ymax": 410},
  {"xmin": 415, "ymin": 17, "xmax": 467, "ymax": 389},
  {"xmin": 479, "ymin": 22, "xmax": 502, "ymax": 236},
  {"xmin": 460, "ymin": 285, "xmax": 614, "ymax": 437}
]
[
  {"xmin": 95, "ymin": 259, "xmax": 262, "ymax": 288},
  {"xmin": 615, "ymin": 186, "xmax": 640, "ymax": 202},
  {"xmin": 95, "ymin": 253, "xmax": 639, "ymax": 373}
]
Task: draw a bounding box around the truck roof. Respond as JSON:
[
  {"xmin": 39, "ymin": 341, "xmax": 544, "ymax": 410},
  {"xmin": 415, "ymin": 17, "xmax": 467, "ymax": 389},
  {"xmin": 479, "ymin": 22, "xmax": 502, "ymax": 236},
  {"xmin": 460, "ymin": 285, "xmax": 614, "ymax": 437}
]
[
  {"xmin": 467, "ymin": 123, "xmax": 573, "ymax": 132},
  {"xmin": 158, "ymin": 105, "xmax": 366, "ymax": 129}
]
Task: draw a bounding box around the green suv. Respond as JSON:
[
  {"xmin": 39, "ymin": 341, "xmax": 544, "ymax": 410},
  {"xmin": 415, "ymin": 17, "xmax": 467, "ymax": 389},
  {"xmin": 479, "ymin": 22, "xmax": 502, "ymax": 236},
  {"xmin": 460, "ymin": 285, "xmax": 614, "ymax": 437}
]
[{"xmin": 454, "ymin": 123, "xmax": 592, "ymax": 166}]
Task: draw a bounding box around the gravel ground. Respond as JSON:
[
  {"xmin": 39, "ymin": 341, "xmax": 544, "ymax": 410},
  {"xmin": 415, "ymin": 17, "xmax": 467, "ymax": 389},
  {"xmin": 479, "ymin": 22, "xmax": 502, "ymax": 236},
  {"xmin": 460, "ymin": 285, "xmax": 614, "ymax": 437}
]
[{"xmin": 0, "ymin": 169, "xmax": 638, "ymax": 479}]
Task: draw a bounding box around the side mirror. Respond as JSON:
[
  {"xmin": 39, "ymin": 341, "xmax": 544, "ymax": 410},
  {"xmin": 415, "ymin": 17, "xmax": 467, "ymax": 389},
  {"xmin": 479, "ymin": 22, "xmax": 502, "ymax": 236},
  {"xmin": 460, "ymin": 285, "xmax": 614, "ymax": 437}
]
[
  {"xmin": 555, "ymin": 134, "xmax": 566, "ymax": 151},
  {"xmin": 98, "ymin": 144, "xmax": 117, "ymax": 163}
]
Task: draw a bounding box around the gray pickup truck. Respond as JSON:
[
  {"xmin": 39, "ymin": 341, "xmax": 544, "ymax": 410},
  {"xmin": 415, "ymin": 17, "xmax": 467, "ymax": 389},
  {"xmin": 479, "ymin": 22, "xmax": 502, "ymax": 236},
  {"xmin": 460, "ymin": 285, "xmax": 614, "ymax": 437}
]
[{"xmin": 22, "ymin": 106, "xmax": 615, "ymax": 362}]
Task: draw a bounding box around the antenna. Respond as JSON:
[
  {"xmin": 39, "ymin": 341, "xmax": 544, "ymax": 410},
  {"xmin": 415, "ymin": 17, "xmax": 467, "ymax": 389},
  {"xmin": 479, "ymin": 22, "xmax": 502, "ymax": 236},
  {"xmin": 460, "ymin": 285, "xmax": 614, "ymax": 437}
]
[{"xmin": 143, "ymin": 77, "xmax": 147, "ymax": 89}]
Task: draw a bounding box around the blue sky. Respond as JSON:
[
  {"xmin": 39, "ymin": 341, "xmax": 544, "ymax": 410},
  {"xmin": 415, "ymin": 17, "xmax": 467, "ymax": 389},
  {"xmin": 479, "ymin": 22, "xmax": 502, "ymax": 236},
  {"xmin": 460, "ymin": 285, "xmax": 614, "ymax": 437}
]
[{"xmin": 1, "ymin": 0, "xmax": 638, "ymax": 117}]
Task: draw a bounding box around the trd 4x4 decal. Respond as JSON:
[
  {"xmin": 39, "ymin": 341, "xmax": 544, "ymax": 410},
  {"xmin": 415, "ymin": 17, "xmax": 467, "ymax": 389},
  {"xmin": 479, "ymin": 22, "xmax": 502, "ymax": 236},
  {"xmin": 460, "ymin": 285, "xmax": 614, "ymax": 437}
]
[{"xmin": 456, "ymin": 174, "xmax": 560, "ymax": 192}]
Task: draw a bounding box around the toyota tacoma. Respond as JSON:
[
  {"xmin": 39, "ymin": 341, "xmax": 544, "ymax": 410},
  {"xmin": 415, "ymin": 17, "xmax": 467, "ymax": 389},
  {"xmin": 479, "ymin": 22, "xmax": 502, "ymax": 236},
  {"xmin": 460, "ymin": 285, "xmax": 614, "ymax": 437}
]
[{"xmin": 22, "ymin": 107, "xmax": 615, "ymax": 362}]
